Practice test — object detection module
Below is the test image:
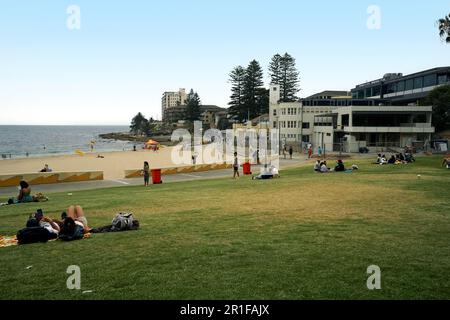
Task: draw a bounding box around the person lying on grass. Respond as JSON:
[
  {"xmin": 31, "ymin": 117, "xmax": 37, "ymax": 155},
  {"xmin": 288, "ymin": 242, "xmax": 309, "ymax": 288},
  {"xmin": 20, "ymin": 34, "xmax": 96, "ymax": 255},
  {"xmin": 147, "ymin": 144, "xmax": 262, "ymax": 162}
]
[
  {"xmin": 443, "ymin": 157, "xmax": 450, "ymax": 169},
  {"xmin": 58, "ymin": 205, "xmax": 90, "ymax": 241}
]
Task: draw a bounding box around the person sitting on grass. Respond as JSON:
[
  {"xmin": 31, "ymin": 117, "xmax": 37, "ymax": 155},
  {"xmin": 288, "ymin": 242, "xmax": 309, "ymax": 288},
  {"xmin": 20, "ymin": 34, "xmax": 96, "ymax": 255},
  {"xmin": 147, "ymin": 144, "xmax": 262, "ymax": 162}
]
[
  {"xmin": 314, "ymin": 160, "xmax": 321, "ymax": 172},
  {"xmin": 376, "ymin": 154, "xmax": 382, "ymax": 164},
  {"xmin": 320, "ymin": 161, "xmax": 330, "ymax": 173},
  {"xmin": 7, "ymin": 181, "xmax": 34, "ymax": 205},
  {"xmin": 405, "ymin": 152, "xmax": 415, "ymax": 163},
  {"xmin": 387, "ymin": 155, "xmax": 396, "ymax": 164},
  {"xmin": 334, "ymin": 160, "xmax": 345, "ymax": 172}
]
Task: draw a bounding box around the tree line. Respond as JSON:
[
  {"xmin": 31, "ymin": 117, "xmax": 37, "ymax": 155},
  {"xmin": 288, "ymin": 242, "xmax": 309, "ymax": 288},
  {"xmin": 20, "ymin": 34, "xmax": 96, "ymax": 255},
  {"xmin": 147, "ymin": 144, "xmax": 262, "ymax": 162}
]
[{"xmin": 228, "ymin": 53, "xmax": 300, "ymax": 122}]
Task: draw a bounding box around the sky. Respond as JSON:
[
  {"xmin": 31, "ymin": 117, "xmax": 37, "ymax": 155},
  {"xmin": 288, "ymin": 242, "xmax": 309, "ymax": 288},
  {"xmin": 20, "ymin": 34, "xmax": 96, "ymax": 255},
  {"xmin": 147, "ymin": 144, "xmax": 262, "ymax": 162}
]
[{"xmin": 0, "ymin": 0, "xmax": 449, "ymax": 125}]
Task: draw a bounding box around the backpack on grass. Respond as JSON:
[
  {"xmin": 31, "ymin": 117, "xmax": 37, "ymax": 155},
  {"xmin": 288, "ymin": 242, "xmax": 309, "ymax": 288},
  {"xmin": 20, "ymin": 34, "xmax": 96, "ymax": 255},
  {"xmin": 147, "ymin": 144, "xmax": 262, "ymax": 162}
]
[
  {"xmin": 16, "ymin": 227, "xmax": 57, "ymax": 245},
  {"xmin": 111, "ymin": 212, "xmax": 134, "ymax": 231}
]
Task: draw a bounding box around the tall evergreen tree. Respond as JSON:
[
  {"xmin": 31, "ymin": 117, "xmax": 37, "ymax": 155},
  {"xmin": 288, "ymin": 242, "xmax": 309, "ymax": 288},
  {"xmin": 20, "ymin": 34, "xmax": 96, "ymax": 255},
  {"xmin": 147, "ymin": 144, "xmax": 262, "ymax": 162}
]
[
  {"xmin": 242, "ymin": 60, "xmax": 264, "ymax": 121},
  {"xmin": 268, "ymin": 54, "xmax": 282, "ymax": 85},
  {"xmin": 228, "ymin": 66, "xmax": 246, "ymax": 121},
  {"xmin": 185, "ymin": 89, "xmax": 201, "ymax": 122},
  {"xmin": 255, "ymin": 88, "xmax": 269, "ymax": 116},
  {"xmin": 269, "ymin": 53, "xmax": 300, "ymax": 102}
]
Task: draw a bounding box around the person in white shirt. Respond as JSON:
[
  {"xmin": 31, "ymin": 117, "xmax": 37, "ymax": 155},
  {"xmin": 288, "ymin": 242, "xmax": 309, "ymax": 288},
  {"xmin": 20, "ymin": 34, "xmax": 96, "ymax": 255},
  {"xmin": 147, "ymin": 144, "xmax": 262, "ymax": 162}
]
[
  {"xmin": 39, "ymin": 217, "xmax": 60, "ymax": 235},
  {"xmin": 314, "ymin": 160, "xmax": 321, "ymax": 172},
  {"xmin": 320, "ymin": 161, "xmax": 329, "ymax": 173}
]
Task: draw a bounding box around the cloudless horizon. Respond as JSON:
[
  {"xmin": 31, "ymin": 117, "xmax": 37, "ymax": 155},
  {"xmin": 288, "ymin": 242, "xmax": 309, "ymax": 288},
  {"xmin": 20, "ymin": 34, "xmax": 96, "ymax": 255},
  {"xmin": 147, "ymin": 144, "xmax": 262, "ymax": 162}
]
[{"xmin": 0, "ymin": 0, "xmax": 449, "ymax": 125}]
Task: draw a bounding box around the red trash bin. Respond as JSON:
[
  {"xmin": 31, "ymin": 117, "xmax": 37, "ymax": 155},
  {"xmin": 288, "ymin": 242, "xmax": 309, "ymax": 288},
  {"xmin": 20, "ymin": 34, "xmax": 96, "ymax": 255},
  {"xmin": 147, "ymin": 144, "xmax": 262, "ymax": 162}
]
[
  {"xmin": 151, "ymin": 169, "xmax": 162, "ymax": 184},
  {"xmin": 243, "ymin": 162, "xmax": 252, "ymax": 175}
]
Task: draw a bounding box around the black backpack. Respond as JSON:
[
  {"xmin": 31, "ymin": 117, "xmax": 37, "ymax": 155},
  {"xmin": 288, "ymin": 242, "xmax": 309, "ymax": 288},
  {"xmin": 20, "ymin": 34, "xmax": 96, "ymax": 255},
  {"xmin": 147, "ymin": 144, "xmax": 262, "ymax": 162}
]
[{"xmin": 16, "ymin": 227, "xmax": 57, "ymax": 245}]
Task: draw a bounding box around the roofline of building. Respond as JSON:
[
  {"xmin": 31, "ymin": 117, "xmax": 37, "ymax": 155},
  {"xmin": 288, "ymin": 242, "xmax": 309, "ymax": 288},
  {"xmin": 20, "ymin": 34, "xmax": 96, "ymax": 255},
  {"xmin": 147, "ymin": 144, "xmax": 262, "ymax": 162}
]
[{"xmin": 353, "ymin": 66, "xmax": 450, "ymax": 90}]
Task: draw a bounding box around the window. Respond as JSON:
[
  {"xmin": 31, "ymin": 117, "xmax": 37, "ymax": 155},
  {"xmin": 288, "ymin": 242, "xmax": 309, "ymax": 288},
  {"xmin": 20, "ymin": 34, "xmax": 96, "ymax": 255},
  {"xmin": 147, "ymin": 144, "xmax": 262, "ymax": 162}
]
[
  {"xmin": 423, "ymin": 74, "xmax": 437, "ymax": 87},
  {"xmin": 414, "ymin": 77, "xmax": 423, "ymax": 89},
  {"xmin": 438, "ymin": 74, "xmax": 448, "ymax": 85},
  {"xmin": 357, "ymin": 90, "xmax": 364, "ymax": 99},
  {"xmin": 373, "ymin": 86, "xmax": 381, "ymax": 96},
  {"xmin": 386, "ymin": 83, "xmax": 396, "ymax": 94},
  {"xmin": 273, "ymin": 87, "xmax": 277, "ymax": 91},
  {"xmin": 405, "ymin": 79, "xmax": 414, "ymax": 90},
  {"xmin": 302, "ymin": 122, "xmax": 310, "ymax": 129},
  {"xmin": 273, "ymin": 121, "xmax": 277, "ymax": 128},
  {"xmin": 273, "ymin": 109, "xmax": 277, "ymax": 116},
  {"xmin": 281, "ymin": 108, "xmax": 286, "ymax": 115},
  {"xmin": 397, "ymin": 81, "xmax": 405, "ymax": 92},
  {"xmin": 365, "ymin": 88, "xmax": 372, "ymax": 97}
]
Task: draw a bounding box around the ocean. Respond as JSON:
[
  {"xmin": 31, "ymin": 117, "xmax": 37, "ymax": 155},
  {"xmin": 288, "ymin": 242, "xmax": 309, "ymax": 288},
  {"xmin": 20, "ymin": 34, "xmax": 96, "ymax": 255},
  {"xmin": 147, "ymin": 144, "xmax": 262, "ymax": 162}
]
[{"xmin": 0, "ymin": 125, "xmax": 136, "ymax": 159}]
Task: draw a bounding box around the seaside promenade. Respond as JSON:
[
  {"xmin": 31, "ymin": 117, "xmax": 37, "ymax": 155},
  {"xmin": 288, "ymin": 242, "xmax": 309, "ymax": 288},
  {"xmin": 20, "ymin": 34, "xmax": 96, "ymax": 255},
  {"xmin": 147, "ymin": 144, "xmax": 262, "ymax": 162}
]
[{"xmin": 0, "ymin": 157, "xmax": 308, "ymax": 197}]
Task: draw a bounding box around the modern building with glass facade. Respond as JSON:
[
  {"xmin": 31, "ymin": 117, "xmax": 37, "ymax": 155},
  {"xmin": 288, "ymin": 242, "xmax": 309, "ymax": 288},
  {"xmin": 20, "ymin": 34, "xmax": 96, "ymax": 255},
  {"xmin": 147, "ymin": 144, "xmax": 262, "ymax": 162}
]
[
  {"xmin": 268, "ymin": 67, "xmax": 448, "ymax": 153},
  {"xmin": 351, "ymin": 67, "xmax": 450, "ymax": 105}
]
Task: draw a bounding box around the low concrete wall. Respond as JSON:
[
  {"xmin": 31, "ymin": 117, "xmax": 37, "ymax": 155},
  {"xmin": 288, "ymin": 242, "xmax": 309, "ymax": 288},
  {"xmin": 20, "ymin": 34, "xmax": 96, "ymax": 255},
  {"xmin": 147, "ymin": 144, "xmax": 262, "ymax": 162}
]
[
  {"xmin": 0, "ymin": 171, "xmax": 104, "ymax": 188},
  {"xmin": 124, "ymin": 163, "xmax": 233, "ymax": 179}
]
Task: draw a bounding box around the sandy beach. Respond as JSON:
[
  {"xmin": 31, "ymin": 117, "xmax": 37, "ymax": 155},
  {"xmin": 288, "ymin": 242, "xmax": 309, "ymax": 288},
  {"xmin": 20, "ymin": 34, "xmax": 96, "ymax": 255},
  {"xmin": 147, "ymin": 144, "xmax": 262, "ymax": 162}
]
[{"xmin": 0, "ymin": 147, "xmax": 185, "ymax": 180}]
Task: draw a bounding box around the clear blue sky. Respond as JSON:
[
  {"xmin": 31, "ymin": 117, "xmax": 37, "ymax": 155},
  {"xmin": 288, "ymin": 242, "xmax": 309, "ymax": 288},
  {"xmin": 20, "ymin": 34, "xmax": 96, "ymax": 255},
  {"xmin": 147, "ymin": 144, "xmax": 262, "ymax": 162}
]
[{"xmin": 0, "ymin": 0, "xmax": 448, "ymax": 125}]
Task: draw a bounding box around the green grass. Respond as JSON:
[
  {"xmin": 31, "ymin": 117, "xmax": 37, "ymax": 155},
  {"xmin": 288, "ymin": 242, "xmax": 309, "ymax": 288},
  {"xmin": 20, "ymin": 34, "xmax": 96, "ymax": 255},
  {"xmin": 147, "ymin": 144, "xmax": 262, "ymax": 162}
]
[{"xmin": 0, "ymin": 156, "xmax": 449, "ymax": 300}]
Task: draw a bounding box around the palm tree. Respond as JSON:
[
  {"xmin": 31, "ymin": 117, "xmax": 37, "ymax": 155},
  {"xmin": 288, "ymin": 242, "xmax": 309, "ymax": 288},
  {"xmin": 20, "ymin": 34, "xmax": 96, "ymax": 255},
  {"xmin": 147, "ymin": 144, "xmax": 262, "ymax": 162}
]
[{"xmin": 438, "ymin": 14, "xmax": 450, "ymax": 43}]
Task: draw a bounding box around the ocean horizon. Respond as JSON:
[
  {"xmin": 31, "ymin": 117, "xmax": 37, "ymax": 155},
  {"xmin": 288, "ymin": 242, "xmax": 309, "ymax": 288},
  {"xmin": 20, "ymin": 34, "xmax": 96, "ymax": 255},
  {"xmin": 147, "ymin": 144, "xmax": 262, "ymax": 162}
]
[{"xmin": 0, "ymin": 125, "xmax": 135, "ymax": 159}]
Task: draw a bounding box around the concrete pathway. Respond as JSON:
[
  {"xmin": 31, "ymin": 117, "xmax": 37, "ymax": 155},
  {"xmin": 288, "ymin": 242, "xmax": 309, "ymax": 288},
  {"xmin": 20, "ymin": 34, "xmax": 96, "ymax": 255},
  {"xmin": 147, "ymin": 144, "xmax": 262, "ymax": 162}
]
[{"xmin": 0, "ymin": 156, "xmax": 312, "ymax": 197}]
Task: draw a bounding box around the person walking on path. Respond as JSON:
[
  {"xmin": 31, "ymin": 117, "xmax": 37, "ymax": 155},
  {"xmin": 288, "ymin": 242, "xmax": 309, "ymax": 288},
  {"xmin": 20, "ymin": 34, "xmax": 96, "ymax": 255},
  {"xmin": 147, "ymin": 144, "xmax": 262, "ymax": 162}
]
[
  {"xmin": 289, "ymin": 146, "xmax": 293, "ymax": 159},
  {"xmin": 143, "ymin": 161, "xmax": 150, "ymax": 187},
  {"xmin": 308, "ymin": 146, "xmax": 313, "ymax": 159},
  {"xmin": 283, "ymin": 146, "xmax": 287, "ymax": 159},
  {"xmin": 318, "ymin": 146, "xmax": 322, "ymax": 158},
  {"xmin": 233, "ymin": 152, "xmax": 240, "ymax": 179}
]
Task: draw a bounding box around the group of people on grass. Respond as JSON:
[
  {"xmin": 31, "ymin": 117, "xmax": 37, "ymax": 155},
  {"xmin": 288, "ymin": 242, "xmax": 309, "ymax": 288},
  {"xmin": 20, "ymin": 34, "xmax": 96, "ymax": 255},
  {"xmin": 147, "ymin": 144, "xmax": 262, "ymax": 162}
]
[
  {"xmin": 16, "ymin": 205, "xmax": 139, "ymax": 245},
  {"xmin": 376, "ymin": 153, "xmax": 415, "ymax": 165},
  {"xmin": 314, "ymin": 159, "xmax": 354, "ymax": 173},
  {"xmin": 26, "ymin": 205, "xmax": 90, "ymax": 240}
]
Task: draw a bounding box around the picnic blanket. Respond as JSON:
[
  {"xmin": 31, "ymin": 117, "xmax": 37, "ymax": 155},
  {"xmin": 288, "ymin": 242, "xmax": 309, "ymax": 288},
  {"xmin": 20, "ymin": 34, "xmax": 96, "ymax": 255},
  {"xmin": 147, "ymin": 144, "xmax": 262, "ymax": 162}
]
[{"xmin": 0, "ymin": 233, "xmax": 90, "ymax": 248}]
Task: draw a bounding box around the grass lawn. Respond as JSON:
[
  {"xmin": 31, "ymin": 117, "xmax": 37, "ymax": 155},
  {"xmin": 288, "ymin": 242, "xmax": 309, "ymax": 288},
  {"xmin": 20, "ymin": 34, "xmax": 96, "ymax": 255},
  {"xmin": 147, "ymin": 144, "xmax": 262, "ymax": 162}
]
[{"xmin": 0, "ymin": 156, "xmax": 449, "ymax": 300}]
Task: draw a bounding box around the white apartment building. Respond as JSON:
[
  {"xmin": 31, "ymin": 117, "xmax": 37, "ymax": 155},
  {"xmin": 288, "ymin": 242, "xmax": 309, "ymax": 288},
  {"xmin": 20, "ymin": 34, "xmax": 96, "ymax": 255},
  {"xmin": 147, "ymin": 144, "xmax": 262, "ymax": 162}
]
[
  {"xmin": 161, "ymin": 88, "xmax": 187, "ymax": 121},
  {"xmin": 269, "ymin": 84, "xmax": 337, "ymax": 150}
]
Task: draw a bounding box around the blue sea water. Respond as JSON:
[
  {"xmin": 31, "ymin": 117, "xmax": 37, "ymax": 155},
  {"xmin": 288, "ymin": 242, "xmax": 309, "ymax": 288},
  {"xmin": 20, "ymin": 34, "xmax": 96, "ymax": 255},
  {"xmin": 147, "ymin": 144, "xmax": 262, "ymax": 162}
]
[{"xmin": 0, "ymin": 125, "xmax": 135, "ymax": 159}]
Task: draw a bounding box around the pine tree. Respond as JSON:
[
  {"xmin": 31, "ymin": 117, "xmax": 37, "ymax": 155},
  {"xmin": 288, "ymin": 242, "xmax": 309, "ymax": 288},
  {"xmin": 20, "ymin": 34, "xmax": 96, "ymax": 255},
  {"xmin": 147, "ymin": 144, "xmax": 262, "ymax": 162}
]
[
  {"xmin": 228, "ymin": 66, "xmax": 246, "ymax": 121},
  {"xmin": 268, "ymin": 54, "xmax": 282, "ymax": 85},
  {"xmin": 185, "ymin": 89, "xmax": 201, "ymax": 122},
  {"xmin": 242, "ymin": 60, "xmax": 264, "ymax": 121},
  {"xmin": 269, "ymin": 53, "xmax": 300, "ymax": 102}
]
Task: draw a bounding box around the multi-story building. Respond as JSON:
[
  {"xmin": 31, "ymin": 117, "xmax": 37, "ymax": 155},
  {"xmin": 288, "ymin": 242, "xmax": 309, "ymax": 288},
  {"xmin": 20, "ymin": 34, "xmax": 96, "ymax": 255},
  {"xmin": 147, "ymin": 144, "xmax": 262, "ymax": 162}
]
[
  {"xmin": 161, "ymin": 88, "xmax": 187, "ymax": 121},
  {"xmin": 269, "ymin": 86, "xmax": 352, "ymax": 148},
  {"xmin": 351, "ymin": 67, "xmax": 450, "ymax": 104},
  {"xmin": 269, "ymin": 66, "xmax": 443, "ymax": 153},
  {"xmin": 313, "ymin": 105, "xmax": 434, "ymax": 153}
]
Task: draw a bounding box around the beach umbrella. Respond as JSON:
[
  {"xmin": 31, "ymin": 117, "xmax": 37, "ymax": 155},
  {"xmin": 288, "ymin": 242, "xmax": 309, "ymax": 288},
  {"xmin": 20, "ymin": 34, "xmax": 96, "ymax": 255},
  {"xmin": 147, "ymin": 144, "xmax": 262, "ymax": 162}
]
[{"xmin": 145, "ymin": 139, "xmax": 159, "ymax": 145}]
